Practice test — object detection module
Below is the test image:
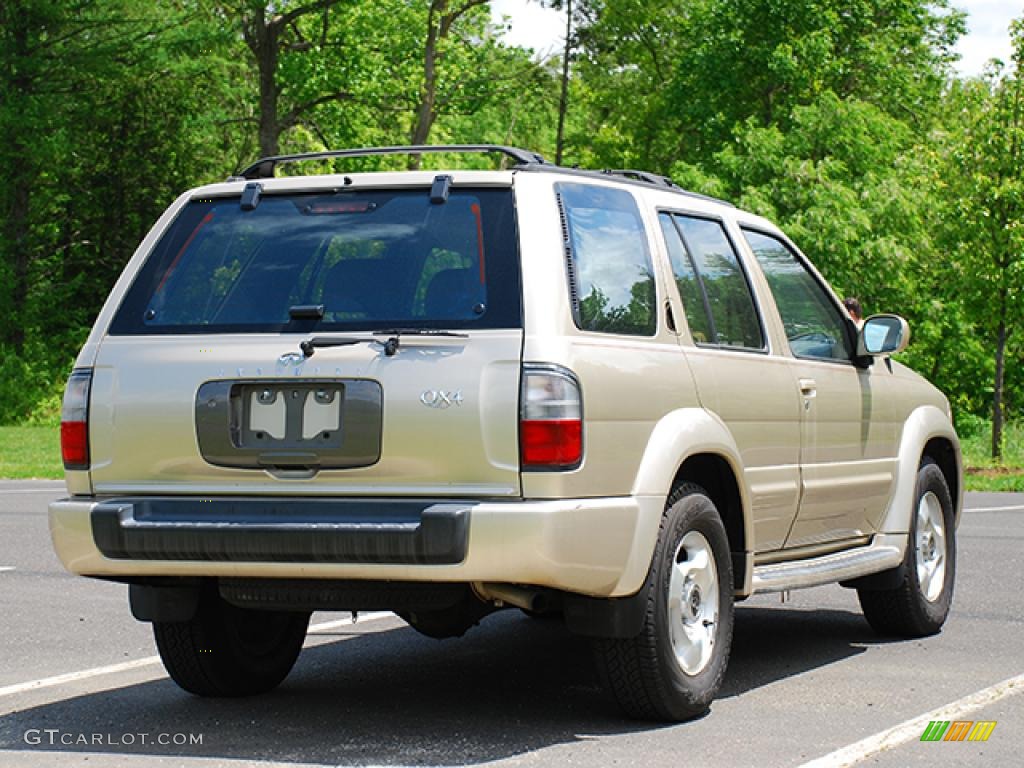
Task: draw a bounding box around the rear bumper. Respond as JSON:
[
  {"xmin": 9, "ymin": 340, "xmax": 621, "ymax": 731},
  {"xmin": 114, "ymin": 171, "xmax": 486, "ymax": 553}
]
[
  {"xmin": 90, "ymin": 497, "xmax": 469, "ymax": 565},
  {"xmin": 49, "ymin": 494, "xmax": 664, "ymax": 597}
]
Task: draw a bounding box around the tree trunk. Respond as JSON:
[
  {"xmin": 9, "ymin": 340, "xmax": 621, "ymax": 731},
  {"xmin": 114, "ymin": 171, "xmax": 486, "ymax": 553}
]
[
  {"xmin": 991, "ymin": 294, "xmax": 1008, "ymax": 460},
  {"xmin": 255, "ymin": 15, "xmax": 281, "ymax": 158},
  {"xmin": 242, "ymin": 2, "xmax": 353, "ymax": 160},
  {"xmin": 409, "ymin": 3, "xmax": 441, "ymax": 168},
  {"xmin": 555, "ymin": 0, "xmax": 573, "ymax": 165}
]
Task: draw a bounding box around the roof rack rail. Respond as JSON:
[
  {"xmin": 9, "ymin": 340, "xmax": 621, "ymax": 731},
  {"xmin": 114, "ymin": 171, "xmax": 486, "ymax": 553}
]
[
  {"xmin": 234, "ymin": 144, "xmax": 547, "ymax": 180},
  {"xmin": 602, "ymin": 169, "xmax": 679, "ymax": 189}
]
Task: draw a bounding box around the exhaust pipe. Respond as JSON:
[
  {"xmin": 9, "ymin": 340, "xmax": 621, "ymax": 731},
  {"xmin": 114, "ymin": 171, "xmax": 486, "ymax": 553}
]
[{"xmin": 473, "ymin": 583, "xmax": 551, "ymax": 613}]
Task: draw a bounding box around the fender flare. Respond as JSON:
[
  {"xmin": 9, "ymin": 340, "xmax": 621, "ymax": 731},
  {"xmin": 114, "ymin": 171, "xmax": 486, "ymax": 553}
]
[
  {"xmin": 879, "ymin": 405, "xmax": 963, "ymax": 546},
  {"xmin": 631, "ymin": 407, "xmax": 754, "ymax": 582}
]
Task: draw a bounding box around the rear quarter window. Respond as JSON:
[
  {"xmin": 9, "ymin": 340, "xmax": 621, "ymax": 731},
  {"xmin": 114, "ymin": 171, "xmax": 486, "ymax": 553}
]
[{"xmin": 556, "ymin": 182, "xmax": 657, "ymax": 336}]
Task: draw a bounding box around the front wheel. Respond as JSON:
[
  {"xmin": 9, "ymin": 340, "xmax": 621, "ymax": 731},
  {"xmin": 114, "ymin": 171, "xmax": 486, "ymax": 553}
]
[
  {"xmin": 593, "ymin": 484, "xmax": 734, "ymax": 721},
  {"xmin": 154, "ymin": 588, "xmax": 310, "ymax": 697},
  {"xmin": 858, "ymin": 458, "xmax": 956, "ymax": 637}
]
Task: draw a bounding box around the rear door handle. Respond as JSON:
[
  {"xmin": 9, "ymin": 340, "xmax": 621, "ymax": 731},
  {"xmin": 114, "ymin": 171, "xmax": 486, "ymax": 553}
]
[{"xmin": 799, "ymin": 378, "xmax": 817, "ymax": 398}]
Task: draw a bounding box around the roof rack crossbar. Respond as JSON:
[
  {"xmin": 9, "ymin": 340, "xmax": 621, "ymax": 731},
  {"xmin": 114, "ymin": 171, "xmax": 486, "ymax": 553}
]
[
  {"xmin": 514, "ymin": 164, "xmax": 735, "ymax": 207},
  {"xmin": 236, "ymin": 144, "xmax": 547, "ymax": 180},
  {"xmin": 603, "ymin": 169, "xmax": 679, "ymax": 188}
]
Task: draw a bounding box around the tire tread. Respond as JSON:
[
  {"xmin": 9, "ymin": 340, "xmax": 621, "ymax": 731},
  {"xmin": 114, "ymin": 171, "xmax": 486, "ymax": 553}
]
[
  {"xmin": 153, "ymin": 589, "xmax": 309, "ymax": 697},
  {"xmin": 858, "ymin": 460, "xmax": 955, "ymax": 638},
  {"xmin": 592, "ymin": 483, "xmax": 732, "ymax": 721}
]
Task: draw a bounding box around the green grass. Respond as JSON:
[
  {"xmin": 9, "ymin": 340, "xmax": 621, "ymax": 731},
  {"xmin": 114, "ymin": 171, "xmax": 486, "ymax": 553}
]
[
  {"xmin": 0, "ymin": 425, "xmax": 63, "ymax": 479},
  {"xmin": 960, "ymin": 420, "xmax": 1024, "ymax": 493}
]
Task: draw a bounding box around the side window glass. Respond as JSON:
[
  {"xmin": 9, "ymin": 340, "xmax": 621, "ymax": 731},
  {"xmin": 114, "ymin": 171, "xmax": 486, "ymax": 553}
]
[
  {"xmin": 671, "ymin": 215, "xmax": 764, "ymax": 350},
  {"xmin": 556, "ymin": 183, "xmax": 656, "ymax": 336},
  {"xmin": 743, "ymin": 230, "xmax": 852, "ymax": 362},
  {"xmin": 658, "ymin": 213, "xmax": 712, "ymax": 343}
]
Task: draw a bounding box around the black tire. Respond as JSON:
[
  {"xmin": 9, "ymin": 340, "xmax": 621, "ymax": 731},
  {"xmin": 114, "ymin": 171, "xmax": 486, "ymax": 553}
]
[
  {"xmin": 858, "ymin": 458, "xmax": 956, "ymax": 637},
  {"xmin": 154, "ymin": 587, "xmax": 310, "ymax": 697},
  {"xmin": 592, "ymin": 483, "xmax": 734, "ymax": 721}
]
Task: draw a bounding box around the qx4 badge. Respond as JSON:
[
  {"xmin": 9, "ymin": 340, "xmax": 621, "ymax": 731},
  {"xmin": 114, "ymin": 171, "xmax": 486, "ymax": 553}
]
[{"xmin": 420, "ymin": 390, "xmax": 463, "ymax": 409}]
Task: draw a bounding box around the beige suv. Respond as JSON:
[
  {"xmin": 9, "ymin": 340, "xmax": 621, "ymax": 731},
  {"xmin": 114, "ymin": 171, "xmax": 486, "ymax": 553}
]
[{"xmin": 50, "ymin": 145, "xmax": 961, "ymax": 721}]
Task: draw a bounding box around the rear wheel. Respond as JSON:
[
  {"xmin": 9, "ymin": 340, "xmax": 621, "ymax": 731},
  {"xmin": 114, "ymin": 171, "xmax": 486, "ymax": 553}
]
[
  {"xmin": 154, "ymin": 588, "xmax": 309, "ymax": 697},
  {"xmin": 593, "ymin": 484, "xmax": 734, "ymax": 721},
  {"xmin": 858, "ymin": 458, "xmax": 956, "ymax": 637}
]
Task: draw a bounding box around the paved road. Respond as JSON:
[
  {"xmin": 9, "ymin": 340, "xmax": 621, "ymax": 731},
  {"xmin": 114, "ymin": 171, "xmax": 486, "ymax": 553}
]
[{"xmin": 0, "ymin": 481, "xmax": 1021, "ymax": 767}]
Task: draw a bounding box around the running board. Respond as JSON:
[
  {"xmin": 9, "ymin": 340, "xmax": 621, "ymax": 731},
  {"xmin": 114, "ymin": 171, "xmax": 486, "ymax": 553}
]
[{"xmin": 751, "ymin": 537, "xmax": 903, "ymax": 594}]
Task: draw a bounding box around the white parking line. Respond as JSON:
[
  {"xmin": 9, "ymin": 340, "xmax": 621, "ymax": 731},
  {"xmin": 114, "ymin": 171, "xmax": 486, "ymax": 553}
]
[
  {"xmin": 798, "ymin": 672, "xmax": 1024, "ymax": 768},
  {"xmin": 307, "ymin": 611, "xmax": 391, "ymax": 634},
  {"xmin": 967, "ymin": 504, "xmax": 1024, "ymax": 513},
  {"xmin": 0, "ymin": 566, "xmax": 15, "ymax": 573},
  {"xmin": 0, "ymin": 656, "xmax": 161, "ymax": 699},
  {"xmin": 0, "ymin": 612, "xmax": 394, "ymax": 700}
]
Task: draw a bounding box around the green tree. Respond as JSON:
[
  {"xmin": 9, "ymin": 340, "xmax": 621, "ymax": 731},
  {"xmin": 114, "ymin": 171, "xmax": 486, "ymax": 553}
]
[
  {"xmin": 222, "ymin": 0, "xmax": 354, "ymax": 158},
  {"xmin": 273, "ymin": 0, "xmax": 554, "ymax": 164},
  {"xmin": 940, "ymin": 22, "xmax": 1024, "ymax": 458},
  {"xmin": 0, "ymin": 0, "xmax": 248, "ymax": 421},
  {"xmin": 568, "ymin": 0, "xmax": 964, "ymax": 170}
]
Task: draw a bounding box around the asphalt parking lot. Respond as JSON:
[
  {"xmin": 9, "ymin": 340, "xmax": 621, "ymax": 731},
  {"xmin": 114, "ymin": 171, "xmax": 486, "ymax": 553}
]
[{"xmin": 0, "ymin": 481, "xmax": 1020, "ymax": 767}]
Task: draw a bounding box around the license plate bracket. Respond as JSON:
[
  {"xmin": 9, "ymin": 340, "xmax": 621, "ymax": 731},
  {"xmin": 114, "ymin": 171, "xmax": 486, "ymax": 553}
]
[
  {"xmin": 239, "ymin": 382, "xmax": 345, "ymax": 449},
  {"xmin": 195, "ymin": 379, "xmax": 382, "ymax": 471}
]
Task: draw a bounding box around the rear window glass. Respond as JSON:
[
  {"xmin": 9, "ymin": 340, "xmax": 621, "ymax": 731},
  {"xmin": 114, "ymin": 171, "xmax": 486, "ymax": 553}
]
[{"xmin": 110, "ymin": 187, "xmax": 521, "ymax": 334}]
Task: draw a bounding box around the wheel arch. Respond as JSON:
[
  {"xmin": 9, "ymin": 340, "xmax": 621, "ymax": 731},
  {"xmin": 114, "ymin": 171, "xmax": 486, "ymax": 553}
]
[
  {"xmin": 631, "ymin": 408, "xmax": 754, "ymax": 596},
  {"xmin": 879, "ymin": 405, "xmax": 963, "ymax": 542},
  {"xmin": 670, "ymin": 453, "xmax": 750, "ymax": 597},
  {"xmin": 922, "ymin": 436, "xmax": 961, "ymax": 526}
]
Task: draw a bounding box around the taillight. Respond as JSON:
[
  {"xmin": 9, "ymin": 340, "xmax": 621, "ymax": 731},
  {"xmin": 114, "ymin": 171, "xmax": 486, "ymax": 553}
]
[
  {"xmin": 520, "ymin": 366, "xmax": 582, "ymax": 470},
  {"xmin": 60, "ymin": 369, "xmax": 92, "ymax": 470}
]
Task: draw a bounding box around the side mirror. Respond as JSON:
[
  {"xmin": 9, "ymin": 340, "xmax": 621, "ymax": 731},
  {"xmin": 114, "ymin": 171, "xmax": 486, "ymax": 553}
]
[{"xmin": 857, "ymin": 314, "xmax": 910, "ymax": 357}]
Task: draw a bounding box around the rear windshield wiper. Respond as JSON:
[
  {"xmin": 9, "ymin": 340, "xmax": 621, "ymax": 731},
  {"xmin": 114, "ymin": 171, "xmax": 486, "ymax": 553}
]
[
  {"xmin": 373, "ymin": 328, "xmax": 469, "ymax": 356},
  {"xmin": 372, "ymin": 328, "xmax": 469, "ymax": 339},
  {"xmin": 300, "ymin": 329, "xmax": 468, "ymax": 359},
  {"xmin": 299, "ymin": 336, "xmax": 381, "ymax": 358}
]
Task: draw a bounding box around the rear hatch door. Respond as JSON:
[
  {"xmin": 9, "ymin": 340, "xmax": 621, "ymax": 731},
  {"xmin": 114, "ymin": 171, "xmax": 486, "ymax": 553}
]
[{"xmin": 88, "ymin": 179, "xmax": 523, "ymax": 497}]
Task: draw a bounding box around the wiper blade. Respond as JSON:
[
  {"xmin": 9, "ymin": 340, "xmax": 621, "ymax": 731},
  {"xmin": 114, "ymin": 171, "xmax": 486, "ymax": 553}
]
[
  {"xmin": 372, "ymin": 328, "xmax": 469, "ymax": 356},
  {"xmin": 372, "ymin": 328, "xmax": 469, "ymax": 338}
]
